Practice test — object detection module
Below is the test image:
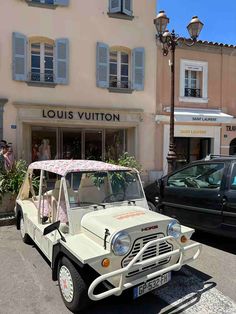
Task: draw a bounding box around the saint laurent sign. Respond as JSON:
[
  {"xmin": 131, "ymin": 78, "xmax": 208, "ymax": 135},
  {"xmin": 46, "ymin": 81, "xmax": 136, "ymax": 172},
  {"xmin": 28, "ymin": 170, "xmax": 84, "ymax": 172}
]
[{"xmin": 42, "ymin": 109, "xmax": 120, "ymax": 122}]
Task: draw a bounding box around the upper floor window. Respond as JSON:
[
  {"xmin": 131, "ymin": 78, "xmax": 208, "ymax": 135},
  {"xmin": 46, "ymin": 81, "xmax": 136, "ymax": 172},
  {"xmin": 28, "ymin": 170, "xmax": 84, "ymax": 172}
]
[
  {"xmin": 108, "ymin": 0, "xmax": 133, "ymax": 20},
  {"xmin": 185, "ymin": 70, "xmax": 202, "ymax": 98},
  {"xmin": 179, "ymin": 59, "xmax": 208, "ymax": 103},
  {"xmin": 31, "ymin": 42, "xmax": 54, "ymax": 83},
  {"xmin": 12, "ymin": 33, "xmax": 69, "ymax": 86},
  {"xmin": 96, "ymin": 42, "xmax": 145, "ymax": 93},
  {"xmin": 26, "ymin": 0, "xmax": 69, "ymax": 8},
  {"xmin": 109, "ymin": 50, "xmax": 129, "ymax": 89}
]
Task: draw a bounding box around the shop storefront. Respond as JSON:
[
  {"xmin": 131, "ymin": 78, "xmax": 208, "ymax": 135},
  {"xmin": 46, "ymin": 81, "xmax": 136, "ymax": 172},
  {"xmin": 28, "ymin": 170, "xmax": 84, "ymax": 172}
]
[
  {"xmin": 156, "ymin": 108, "xmax": 233, "ymax": 174},
  {"xmin": 14, "ymin": 103, "xmax": 142, "ymax": 164}
]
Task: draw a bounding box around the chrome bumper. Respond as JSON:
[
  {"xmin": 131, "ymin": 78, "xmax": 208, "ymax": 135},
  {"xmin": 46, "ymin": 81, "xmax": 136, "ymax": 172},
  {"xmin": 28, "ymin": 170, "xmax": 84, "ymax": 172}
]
[{"xmin": 88, "ymin": 235, "xmax": 202, "ymax": 301}]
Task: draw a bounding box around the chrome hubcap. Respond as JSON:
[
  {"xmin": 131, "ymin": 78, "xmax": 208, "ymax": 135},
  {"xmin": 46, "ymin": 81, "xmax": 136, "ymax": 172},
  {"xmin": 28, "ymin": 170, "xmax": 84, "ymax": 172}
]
[{"xmin": 59, "ymin": 265, "xmax": 74, "ymax": 303}]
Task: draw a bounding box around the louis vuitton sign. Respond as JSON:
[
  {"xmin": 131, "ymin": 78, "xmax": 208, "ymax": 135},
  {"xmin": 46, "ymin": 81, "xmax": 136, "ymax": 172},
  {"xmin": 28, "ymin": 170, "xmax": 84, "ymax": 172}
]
[{"xmin": 42, "ymin": 109, "xmax": 120, "ymax": 122}]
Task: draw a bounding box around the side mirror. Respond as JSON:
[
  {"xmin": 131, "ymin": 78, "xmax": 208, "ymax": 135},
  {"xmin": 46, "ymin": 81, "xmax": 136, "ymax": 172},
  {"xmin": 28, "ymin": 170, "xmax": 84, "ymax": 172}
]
[
  {"xmin": 43, "ymin": 220, "xmax": 66, "ymax": 242},
  {"xmin": 43, "ymin": 221, "xmax": 60, "ymax": 236}
]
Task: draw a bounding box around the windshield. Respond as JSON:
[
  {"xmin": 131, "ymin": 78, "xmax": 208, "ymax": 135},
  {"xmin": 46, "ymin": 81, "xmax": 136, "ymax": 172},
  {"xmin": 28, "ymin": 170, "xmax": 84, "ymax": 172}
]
[{"xmin": 65, "ymin": 170, "xmax": 144, "ymax": 208}]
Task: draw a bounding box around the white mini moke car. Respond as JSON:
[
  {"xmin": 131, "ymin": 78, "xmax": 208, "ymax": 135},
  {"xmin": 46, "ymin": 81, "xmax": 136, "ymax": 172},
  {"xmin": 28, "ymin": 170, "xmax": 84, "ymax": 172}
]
[{"xmin": 15, "ymin": 160, "xmax": 201, "ymax": 313}]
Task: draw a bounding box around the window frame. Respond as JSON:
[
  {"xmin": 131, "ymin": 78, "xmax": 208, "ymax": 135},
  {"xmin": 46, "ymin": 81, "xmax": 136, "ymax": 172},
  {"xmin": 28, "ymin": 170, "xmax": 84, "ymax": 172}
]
[
  {"xmin": 109, "ymin": 48, "xmax": 130, "ymax": 90},
  {"xmin": 29, "ymin": 37, "xmax": 55, "ymax": 86},
  {"xmin": 179, "ymin": 59, "xmax": 208, "ymax": 103},
  {"xmin": 108, "ymin": 0, "xmax": 134, "ymax": 20},
  {"xmin": 25, "ymin": 0, "xmax": 69, "ymax": 9}
]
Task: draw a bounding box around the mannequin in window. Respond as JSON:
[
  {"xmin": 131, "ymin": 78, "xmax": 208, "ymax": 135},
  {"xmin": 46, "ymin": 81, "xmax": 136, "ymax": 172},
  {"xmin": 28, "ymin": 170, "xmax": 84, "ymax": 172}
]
[{"xmin": 38, "ymin": 139, "xmax": 51, "ymax": 161}]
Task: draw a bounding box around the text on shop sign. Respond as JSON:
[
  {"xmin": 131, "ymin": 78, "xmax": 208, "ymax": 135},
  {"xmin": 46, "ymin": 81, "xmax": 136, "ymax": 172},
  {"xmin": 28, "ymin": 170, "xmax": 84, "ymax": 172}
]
[
  {"xmin": 226, "ymin": 125, "xmax": 236, "ymax": 131},
  {"xmin": 42, "ymin": 110, "xmax": 120, "ymax": 122},
  {"xmin": 192, "ymin": 117, "xmax": 217, "ymax": 122}
]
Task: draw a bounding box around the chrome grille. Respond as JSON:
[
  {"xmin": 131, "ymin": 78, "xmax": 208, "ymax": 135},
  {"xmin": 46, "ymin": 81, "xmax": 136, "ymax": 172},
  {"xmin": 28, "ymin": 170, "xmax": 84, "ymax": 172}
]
[{"xmin": 122, "ymin": 233, "xmax": 172, "ymax": 277}]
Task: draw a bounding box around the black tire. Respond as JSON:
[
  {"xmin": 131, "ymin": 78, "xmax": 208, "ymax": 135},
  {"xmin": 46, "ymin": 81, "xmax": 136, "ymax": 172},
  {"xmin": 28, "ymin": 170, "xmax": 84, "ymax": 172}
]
[
  {"xmin": 58, "ymin": 256, "xmax": 90, "ymax": 313},
  {"xmin": 147, "ymin": 201, "xmax": 159, "ymax": 212},
  {"xmin": 19, "ymin": 215, "xmax": 31, "ymax": 244}
]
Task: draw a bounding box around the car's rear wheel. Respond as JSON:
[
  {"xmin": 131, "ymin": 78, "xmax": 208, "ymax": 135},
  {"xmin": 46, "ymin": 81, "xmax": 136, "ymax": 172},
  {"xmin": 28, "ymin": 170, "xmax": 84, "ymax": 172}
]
[
  {"xmin": 20, "ymin": 215, "xmax": 31, "ymax": 244},
  {"xmin": 58, "ymin": 256, "xmax": 90, "ymax": 313}
]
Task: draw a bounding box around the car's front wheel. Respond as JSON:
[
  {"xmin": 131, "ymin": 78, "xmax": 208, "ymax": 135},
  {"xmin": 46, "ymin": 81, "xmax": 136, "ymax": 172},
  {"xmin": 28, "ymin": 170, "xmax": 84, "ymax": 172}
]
[
  {"xmin": 58, "ymin": 256, "xmax": 90, "ymax": 313},
  {"xmin": 19, "ymin": 215, "xmax": 31, "ymax": 244}
]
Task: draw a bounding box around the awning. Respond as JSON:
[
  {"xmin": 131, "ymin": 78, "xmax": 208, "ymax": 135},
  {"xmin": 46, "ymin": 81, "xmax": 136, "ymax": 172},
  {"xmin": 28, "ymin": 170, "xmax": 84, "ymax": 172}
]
[{"xmin": 155, "ymin": 108, "xmax": 233, "ymax": 123}]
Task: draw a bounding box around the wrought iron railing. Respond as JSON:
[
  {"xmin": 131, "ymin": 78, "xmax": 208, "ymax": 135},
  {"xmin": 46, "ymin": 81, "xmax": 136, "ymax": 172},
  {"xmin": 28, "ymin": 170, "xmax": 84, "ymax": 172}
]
[
  {"xmin": 28, "ymin": 72, "xmax": 54, "ymax": 83},
  {"xmin": 109, "ymin": 78, "xmax": 131, "ymax": 89},
  {"xmin": 184, "ymin": 88, "xmax": 201, "ymax": 98}
]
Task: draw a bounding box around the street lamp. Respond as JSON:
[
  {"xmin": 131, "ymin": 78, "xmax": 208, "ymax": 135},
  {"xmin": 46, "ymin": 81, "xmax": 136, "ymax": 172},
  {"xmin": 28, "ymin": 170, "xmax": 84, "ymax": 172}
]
[{"xmin": 154, "ymin": 11, "xmax": 203, "ymax": 173}]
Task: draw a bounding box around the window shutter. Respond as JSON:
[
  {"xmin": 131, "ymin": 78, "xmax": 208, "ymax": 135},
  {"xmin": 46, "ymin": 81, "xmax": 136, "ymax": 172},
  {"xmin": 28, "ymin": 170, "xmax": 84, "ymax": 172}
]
[
  {"xmin": 132, "ymin": 47, "xmax": 145, "ymax": 91},
  {"xmin": 12, "ymin": 32, "xmax": 27, "ymax": 81},
  {"xmin": 96, "ymin": 42, "xmax": 109, "ymax": 88},
  {"xmin": 54, "ymin": 0, "xmax": 69, "ymax": 6},
  {"xmin": 55, "ymin": 38, "xmax": 69, "ymax": 85},
  {"xmin": 122, "ymin": 0, "xmax": 132, "ymax": 16},
  {"xmin": 109, "ymin": 0, "xmax": 121, "ymax": 13}
]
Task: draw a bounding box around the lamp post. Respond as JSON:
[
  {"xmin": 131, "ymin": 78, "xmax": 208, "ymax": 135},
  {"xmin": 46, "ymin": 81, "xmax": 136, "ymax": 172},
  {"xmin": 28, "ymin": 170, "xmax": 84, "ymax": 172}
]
[{"xmin": 154, "ymin": 11, "xmax": 203, "ymax": 173}]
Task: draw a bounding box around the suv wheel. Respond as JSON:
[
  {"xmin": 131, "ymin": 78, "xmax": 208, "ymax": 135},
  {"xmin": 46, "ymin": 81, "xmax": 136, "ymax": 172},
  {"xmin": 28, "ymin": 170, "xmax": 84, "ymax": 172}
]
[
  {"xmin": 58, "ymin": 256, "xmax": 90, "ymax": 313},
  {"xmin": 20, "ymin": 216, "xmax": 31, "ymax": 244}
]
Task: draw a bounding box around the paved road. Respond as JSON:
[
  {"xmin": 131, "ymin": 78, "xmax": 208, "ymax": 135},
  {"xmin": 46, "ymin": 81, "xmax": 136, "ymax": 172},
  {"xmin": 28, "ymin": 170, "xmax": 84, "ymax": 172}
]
[{"xmin": 0, "ymin": 226, "xmax": 235, "ymax": 314}]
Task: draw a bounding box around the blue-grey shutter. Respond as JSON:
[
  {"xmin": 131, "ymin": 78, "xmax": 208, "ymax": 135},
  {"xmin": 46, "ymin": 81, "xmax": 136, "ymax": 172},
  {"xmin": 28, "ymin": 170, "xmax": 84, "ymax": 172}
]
[
  {"xmin": 54, "ymin": 0, "xmax": 69, "ymax": 6},
  {"xmin": 132, "ymin": 48, "xmax": 145, "ymax": 91},
  {"xmin": 55, "ymin": 38, "xmax": 69, "ymax": 85},
  {"xmin": 122, "ymin": 0, "xmax": 132, "ymax": 16},
  {"xmin": 109, "ymin": 0, "xmax": 121, "ymax": 13},
  {"xmin": 96, "ymin": 42, "xmax": 109, "ymax": 88},
  {"xmin": 12, "ymin": 32, "xmax": 27, "ymax": 81}
]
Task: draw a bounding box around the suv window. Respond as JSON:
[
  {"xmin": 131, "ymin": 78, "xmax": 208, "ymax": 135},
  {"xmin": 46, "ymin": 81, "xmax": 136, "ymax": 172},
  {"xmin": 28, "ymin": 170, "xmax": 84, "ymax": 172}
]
[{"xmin": 167, "ymin": 163, "xmax": 225, "ymax": 189}]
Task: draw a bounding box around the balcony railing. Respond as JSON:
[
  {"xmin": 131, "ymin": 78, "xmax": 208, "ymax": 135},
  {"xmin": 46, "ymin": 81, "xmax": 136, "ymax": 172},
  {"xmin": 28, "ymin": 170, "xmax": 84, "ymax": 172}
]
[
  {"xmin": 184, "ymin": 88, "xmax": 201, "ymax": 98},
  {"xmin": 109, "ymin": 78, "xmax": 131, "ymax": 89},
  {"xmin": 28, "ymin": 72, "xmax": 54, "ymax": 83}
]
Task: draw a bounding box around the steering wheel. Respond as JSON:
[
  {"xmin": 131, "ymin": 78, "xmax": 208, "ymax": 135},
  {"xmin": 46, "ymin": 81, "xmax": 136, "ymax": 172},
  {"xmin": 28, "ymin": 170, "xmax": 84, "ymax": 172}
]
[
  {"xmin": 184, "ymin": 177, "xmax": 200, "ymax": 188},
  {"xmin": 103, "ymin": 192, "xmax": 125, "ymax": 203}
]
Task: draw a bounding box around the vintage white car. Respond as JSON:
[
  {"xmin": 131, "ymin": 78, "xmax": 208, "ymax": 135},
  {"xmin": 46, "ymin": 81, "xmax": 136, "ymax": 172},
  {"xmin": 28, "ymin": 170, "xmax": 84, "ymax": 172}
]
[{"xmin": 15, "ymin": 160, "xmax": 201, "ymax": 313}]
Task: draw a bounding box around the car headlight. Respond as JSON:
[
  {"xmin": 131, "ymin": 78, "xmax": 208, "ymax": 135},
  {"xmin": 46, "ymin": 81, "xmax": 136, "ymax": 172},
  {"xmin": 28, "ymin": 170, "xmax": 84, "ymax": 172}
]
[
  {"xmin": 111, "ymin": 232, "xmax": 131, "ymax": 256},
  {"xmin": 167, "ymin": 220, "xmax": 181, "ymax": 239}
]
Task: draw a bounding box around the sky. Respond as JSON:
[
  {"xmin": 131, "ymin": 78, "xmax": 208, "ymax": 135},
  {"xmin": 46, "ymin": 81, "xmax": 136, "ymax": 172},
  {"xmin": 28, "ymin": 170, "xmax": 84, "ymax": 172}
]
[{"xmin": 157, "ymin": 0, "xmax": 236, "ymax": 45}]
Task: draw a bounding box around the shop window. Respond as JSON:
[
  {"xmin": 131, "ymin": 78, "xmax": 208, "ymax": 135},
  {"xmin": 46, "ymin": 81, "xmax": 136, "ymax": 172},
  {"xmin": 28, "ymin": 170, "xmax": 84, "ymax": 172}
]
[
  {"xmin": 12, "ymin": 33, "xmax": 69, "ymax": 86},
  {"xmin": 108, "ymin": 0, "xmax": 133, "ymax": 20},
  {"xmin": 179, "ymin": 59, "xmax": 208, "ymax": 103},
  {"xmin": 105, "ymin": 130, "xmax": 125, "ymax": 161},
  {"xmin": 26, "ymin": 0, "xmax": 69, "ymax": 9},
  {"xmin": 96, "ymin": 42, "xmax": 145, "ymax": 93}
]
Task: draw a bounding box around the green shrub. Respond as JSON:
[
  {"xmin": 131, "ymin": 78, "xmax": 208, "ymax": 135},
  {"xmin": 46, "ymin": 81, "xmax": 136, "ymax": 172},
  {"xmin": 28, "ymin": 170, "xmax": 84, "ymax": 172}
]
[
  {"xmin": 107, "ymin": 152, "xmax": 142, "ymax": 172},
  {"xmin": 0, "ymin": 160, "xmax": 39, "ymax": 196}
]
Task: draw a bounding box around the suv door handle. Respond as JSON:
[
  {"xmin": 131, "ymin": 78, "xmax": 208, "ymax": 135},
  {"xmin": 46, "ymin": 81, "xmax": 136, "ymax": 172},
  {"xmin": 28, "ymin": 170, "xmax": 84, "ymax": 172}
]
[{"xmin": 221, "ymin": 196, "xmax": 227, "ymax": 207}]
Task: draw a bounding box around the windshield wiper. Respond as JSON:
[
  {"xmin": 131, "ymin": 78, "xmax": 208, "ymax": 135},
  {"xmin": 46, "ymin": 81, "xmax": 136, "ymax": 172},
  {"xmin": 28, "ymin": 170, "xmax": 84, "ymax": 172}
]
[{"xmin": 80, "ymin": 202, "xmax": 106, "ymax": 209}]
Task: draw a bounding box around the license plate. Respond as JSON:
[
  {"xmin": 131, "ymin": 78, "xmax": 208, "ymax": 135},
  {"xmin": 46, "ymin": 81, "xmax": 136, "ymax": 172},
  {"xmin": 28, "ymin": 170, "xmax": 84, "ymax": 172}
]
[{"xmin": 133, "ymin": 272, "xmax": 171, "ymax": 298}]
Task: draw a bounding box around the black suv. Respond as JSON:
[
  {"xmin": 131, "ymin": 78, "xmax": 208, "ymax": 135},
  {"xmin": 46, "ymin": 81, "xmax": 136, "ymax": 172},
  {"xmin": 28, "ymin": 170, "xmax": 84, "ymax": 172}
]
[{"xmin": 145, "ymin": 156, "xmax": 236, "ymax": 238}]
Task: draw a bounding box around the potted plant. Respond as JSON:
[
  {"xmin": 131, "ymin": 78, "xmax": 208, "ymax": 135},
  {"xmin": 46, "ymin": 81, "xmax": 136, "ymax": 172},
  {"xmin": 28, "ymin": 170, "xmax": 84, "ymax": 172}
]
[{"xmin": 0, "ymin": 160, "xmax": 30, "ymax": 215}]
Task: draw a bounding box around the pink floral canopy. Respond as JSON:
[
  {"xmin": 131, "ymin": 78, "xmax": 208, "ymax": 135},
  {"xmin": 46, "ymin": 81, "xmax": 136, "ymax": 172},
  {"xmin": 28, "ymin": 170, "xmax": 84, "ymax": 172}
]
[{"xmin": 28, "ymin": 159, "xmax": 132, "ymax": 176}]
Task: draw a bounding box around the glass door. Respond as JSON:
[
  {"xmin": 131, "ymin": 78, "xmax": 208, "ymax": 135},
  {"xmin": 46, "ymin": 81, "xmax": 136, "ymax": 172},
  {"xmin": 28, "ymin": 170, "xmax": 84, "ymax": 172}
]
[
  {"xmin": 83, "ymin": 130, "xmax": 103, "ymax": 160},
  {"xmin": 31, "ymin": 126, "xmax": 57, "ymax": 161},
  {"xmin": 61, "ymin": 130, "xmax": 82, "ymax": 159}
]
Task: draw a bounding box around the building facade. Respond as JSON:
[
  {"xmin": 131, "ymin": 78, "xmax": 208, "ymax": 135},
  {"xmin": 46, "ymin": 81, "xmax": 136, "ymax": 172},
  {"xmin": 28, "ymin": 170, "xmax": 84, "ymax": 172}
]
[
  {"xmin": 0, "ymin": 0, "xmax": 157, "ymax": 181},
  {"xmin": 156, "ymin": 40, "xmax": 236, "ymax": 175}
]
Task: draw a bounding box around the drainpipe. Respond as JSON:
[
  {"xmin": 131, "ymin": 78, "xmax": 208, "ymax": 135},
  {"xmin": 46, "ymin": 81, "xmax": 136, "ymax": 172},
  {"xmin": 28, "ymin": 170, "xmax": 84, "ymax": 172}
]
[{"xmin": 0, "ymin": 98, "xmax": 8, "ymax": 140}]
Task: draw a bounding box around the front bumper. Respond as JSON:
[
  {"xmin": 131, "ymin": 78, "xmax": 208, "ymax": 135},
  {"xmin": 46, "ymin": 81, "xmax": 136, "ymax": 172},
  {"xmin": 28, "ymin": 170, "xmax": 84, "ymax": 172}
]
[{"xmin": 88, "ymin": 235, "xmax": 202, "ymax": 301}]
